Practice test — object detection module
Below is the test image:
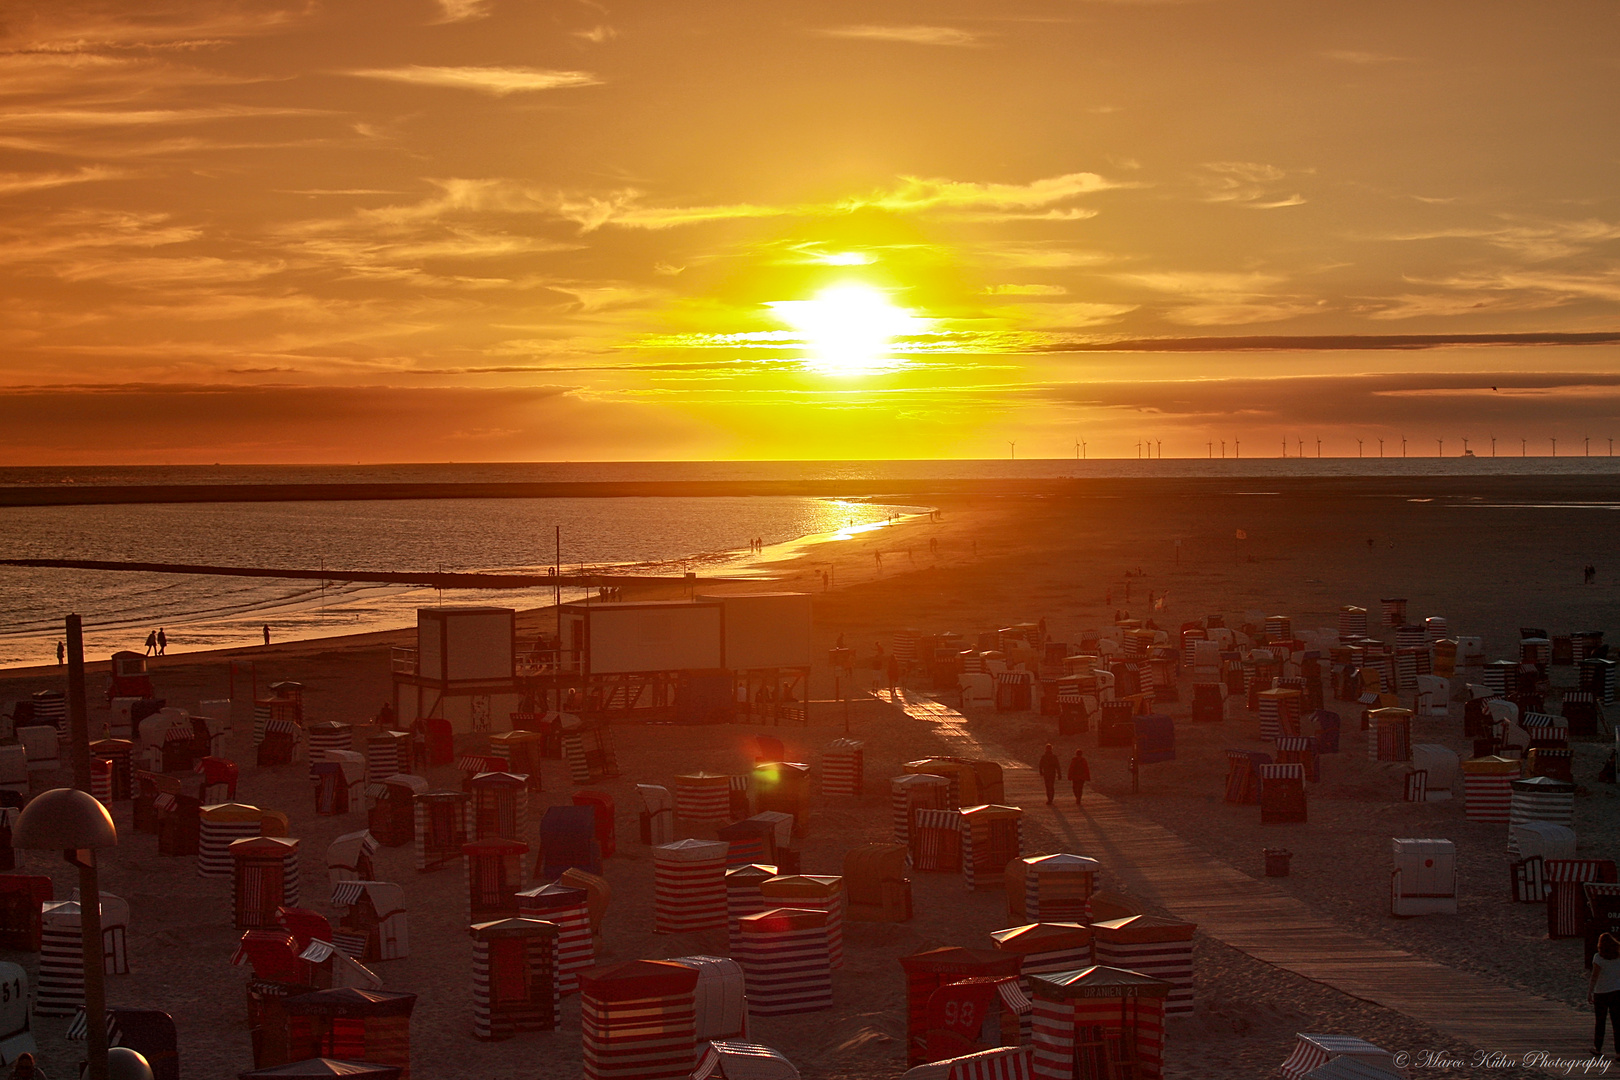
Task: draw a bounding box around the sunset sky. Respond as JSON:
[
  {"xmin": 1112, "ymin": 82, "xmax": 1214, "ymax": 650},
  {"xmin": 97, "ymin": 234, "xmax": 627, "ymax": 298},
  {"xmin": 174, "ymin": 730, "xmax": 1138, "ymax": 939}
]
[{"xmin": 3, "ymin": 0, "xmax": 1619, "ymax": 462}]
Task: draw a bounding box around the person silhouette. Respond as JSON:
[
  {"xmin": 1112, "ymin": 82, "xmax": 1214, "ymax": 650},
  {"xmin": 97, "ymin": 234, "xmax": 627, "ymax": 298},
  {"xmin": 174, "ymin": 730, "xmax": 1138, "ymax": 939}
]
[{"xmin": 156, "ymin": 628, "xmax": 167, "ymax": 655}]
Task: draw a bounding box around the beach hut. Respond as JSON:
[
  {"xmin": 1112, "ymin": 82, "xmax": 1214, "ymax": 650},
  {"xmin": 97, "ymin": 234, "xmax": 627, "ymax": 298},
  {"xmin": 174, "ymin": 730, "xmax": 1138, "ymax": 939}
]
[
  {"xmin": 280, "ymin": 988, "xmax": 414, "ymax": 1080},
  {"xmin": 192, "ymin": 755, "xmax": 238, "ymax": 805},
  {"xmin": 232, "ymin": 837, "xmax": 301, "ymax": 930},
  {"xmin": 572, "ymin": 790, "xmax": 616, "ymax": 859},
  {"xmin": 718, "ymin": 818, "xmax": 776, "ymax": 867},
  {"xmin": 331, "ymin": 881, "xmax": 408, "ymax": 961},
  {"xmin": 1414, "ymin": 675, "xmax": 1449, "ymax": 717},
  {"xmin": 899, "ymin": 948, "xmax": 1023, "ymax": 1066},
  {"xmin": 463, "ymin": 838, "xmax": 527, "ymax": 920},
  {"xmin": 1409, "ymin": 745, "xmax": 1458, "ymax": 801},
  {"xmin": 758, "ymin": 875, "xmax": 843, "ymax": 969},
  {"xmin": 903, "ymin": 759, "xmax": 972, "ymax": 807},
  {"xmin": 734, "ymin": 908, "xmax": 832, "ymax": 1017},
  {"xmin": 1191, "ymin": 683, "xmax": 1225, "ymax": 724},
  {"xmin": 820, "ymin": 739, "xmax": 864, "ymax": 797},
  {"xmin": 1223, "ymin": 750, "xmax": 1269, "ymax": 805},
  {"xmin": 0, "ymin": 748, "xmax": 26, "ymax": 800},
  {"xmin": 559, "ymin": 867, "xmax": 611, "ymax": 936},
  {"xmin": 911, "ymin": 809, "xmax": 966, "ymax": 873},
  {"xmin": 1527, "ymin": 746, "xmax": 1574, "ymax": 782},
  {"xmin": 636, "ymin": 784, "xmax": 676, "ymax": 846},
  {"xmin": 961, "ymin": 805, "xmax": 1023, "ymax": 891},
  {"xmin": 327, "ymin": 831, "xmax": 378, "ymax": 888},
  {"xmin": 654, "ymin": 838, "xmax": 728, "ymax": 934},
  {"xmin": 258, "ymin": 712, "xmax": 303, "ymax": 768},
  {"xmin": 278, "ymin": 906, "xmax": 334, "ymax": 949},
  {"xmin": 674, "ymin": 773, "xmax": 733, "ymax": 828},
  {"xmin": 1579, "ymin": 657, "xmax": 1616, "ymax": 704},
  {"xmin": 1028, "ymin": 966, "xmax": 1170, "ymax": 1080},
  {"xmin": 516, "ymin": 883, "xmax": 592, "ymax": 995},
  {"xmin": 578, "ymin": 959, "xmax": 699, "ymax": 1080},
  {"xmin": 199, "ymin": 803, "xmax": 264, "ymax": 878},
  {"xmin": 899, "ymin": 1046, "xmax": 1033, "ymax": 1080},
  {"xmin": 843, "ymin": 844, "xmax": 911, "ymax": 923},
  {"xmin": 1258, "ymin": 763, "xmax": 1307, "ymax": 824},
  {"xmin": 918, "ymin": 976, "xmax": 1030, "ymax": 1064},
  {"xmin": 67, "ymin": 1007, "xmax": 179, "ymax": 1080},
  {"xmin": 1257, "ymin": 688, "xmax": 1303, "ymax": 741},
  {"xmin": 17, "ymin": 726, "xmax": 59, "ymax": 776},
  {"xmin": 456, "ymin": 754, "xmax": 507, "ymax": 790},
  {"xmin": 1273, "ymin": 737, "xmax": 1319, "ymax": 783},
  {"xmin": 665, "ymin": 955, "xmax": 748, "ymax": 1043},
  {"xmin": 995, "ymin": 671, "xmax": 1034, "ymax": 712},
  {"xmin": 1090, "ymin": 915, "xmax": 1195, "ymax": 1015},
  {"xmin": 91, "ymin": 739, "xmax": 135, "ymax": 801},
  {"xmin": 536, "ymin": 805, "xmax": 601, "ymax": 881},
  {"xmin": 1561, "ymin": 690, "xmax": 1602, "ymax": 737},
  {"xmin": 364, "ymin": 775, "xmax": 427, "ymax": 848},
  {"xmin": 892, "ymin": 774, "xmax": 953, "ymax": 844},
  {"xmin": 1461, "ymin": 755, "xmax": 1520, "ymax": 823},
  {"xmin": 1508, "ymin": 775, "xmax": 1575, "ymax": 848},
  {"xmin": 487, "ymin": 731, "xmax": 544, "ymax": 793},
  {"xmin": 1008, "ymin": 854, "xmax": 1100, "ymax": 925},
  {"xmin": 752, "ymin": 762, "xmax": 811, "ymax": 837},
  {"xmin": 468, "ymin": 772, "xmax": 529, "ymax": 844},
  {"xmin": 469, "ymin": 918, "xmax": 558, "ymax": 1039},
  {"xmin": 1367, "ymin": 708, "xmax": 1411, "ymax": 762},
  {"xmin": 311, "ymin": 764, "xmax": 349, "ymax": 817},
  {"xmin": 560, "ymin": 713, "xmax": 620, "ymax": 784},
  {"xmin": 38, "ymin": 895, "xmax": 130, "ymax": 1016},
  {"xmin": 28, "ymin": 691, "xmax": 65, "ymax": 735},
  {"xmin": 725, "ymin": 864, "xmax": 780, "ymax": 952},
  {"xmin": 1337, "ymin": 606, "xmax": 1368, "ymax": 643},
  {"xmin": 412, "ymin": 791, "xmax": 468, "ymax": 872},
  {"xmin": 1546, "ymin": 860, "xmax": 1619, "ymax": 938},
  {"xmin": 692, "ymin": 1041, "xmax": 799, "ymax": 1080},
  {"xmin": 1279, "ymin": 1034, "xmax": 1400, "ymax": 1080},
  {"xmin": 365, "ymin": 731, "xmax": 412, "ymax": 786},
  {"xmin": 1390, "ymin": 838, "xmax": 1456, "ymax": 916},
  {"xmin": 306, "ymin": 722, "xmax": 351, "ymax": 761},
  {"xmin": 1509, "ymin": 823, "xmax": 1576, "ymax": 876},
  {"xmin": 991, "ymin": 922, "xmax": 1094, "ymax": 980},
  {"xmin": 0, "ymin": 875, "xmax": 50, "ymax": 951}
]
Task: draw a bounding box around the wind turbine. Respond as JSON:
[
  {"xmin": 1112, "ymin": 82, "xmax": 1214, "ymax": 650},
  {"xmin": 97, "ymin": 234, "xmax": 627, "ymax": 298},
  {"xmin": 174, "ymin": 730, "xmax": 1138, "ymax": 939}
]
[
  {"xmin": 1378, "ymin": 438, "xmax": 1384, "ymax": 457},
  {"xmin": 1235, "ymin": 440, "xmax": 1241, "ymax": 458},
  {"xmin": 1551, "ymin": 437, "xmax": 1557, "ymax": 457},
  {"xmin": 1281, "ymin": 439, "xmax": 1287, "ymax": 458},
  {"xmin": 1207, "ymin": 440, "xmax": 1213, "ymax": 458},
  {"xmin": 1008, "ymin": 441, "xmax": 1016, "ymax": 460},
  {"xmin": 1401, "ymin": 435, "xmax": 1407, "ymax": 457},
  {"xmin": 1316, "ymin": 437, "xmax": 1322, "ymax": 458},
  {"xmin": 1490, "ymin": 434, "xmax": 1496, "ymax": 457},
  {"xmin": 1437, "ymin": 438, "xmax": 1443, "ymax": 457},
  {"xmin": 1156, "ymin": 439, "xmax": 1162, "ymax": 458},
  {"xmin": 1221, "ymin": 440, "xmax": 1226, "ymax": 458},
  {"xmin": 1356, "ymin": 438, "xmax": 1363, "ymax": 457}
]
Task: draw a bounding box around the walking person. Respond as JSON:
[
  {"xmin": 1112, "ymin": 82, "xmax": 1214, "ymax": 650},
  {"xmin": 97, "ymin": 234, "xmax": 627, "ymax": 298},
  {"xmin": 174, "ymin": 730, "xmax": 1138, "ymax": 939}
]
[
  {"xmin": 156, "ymin": 627, "xmax": 167, "ymax": 655},
  {"xmin": 144, "ymin": 630, "xmax": 157, "ymax": 656},
  {"xmin": 262, "ymin": 624, "xmax": 271, "ymax": 646},
  {"xmin": 1038, "ymin": 743, "xmax": 1060, "ymax": 805},
  {"xmin": 1068, "ymin": 747, "xmax": 1091, "ymax": 807},
  {"xmin": 1592, "ymin": 931, "xmax": 1620, "ymax": 1057},
  {"xmin": 55, "ymin": 641, "xmax": 64, "ymax": 666}
]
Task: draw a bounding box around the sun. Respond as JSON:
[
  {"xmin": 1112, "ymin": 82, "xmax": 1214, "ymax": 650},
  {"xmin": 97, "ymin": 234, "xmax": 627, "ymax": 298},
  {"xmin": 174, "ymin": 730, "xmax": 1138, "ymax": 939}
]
[{"xmin": 767, "ymin": 283, "xmax": 932, "ymax": 376}]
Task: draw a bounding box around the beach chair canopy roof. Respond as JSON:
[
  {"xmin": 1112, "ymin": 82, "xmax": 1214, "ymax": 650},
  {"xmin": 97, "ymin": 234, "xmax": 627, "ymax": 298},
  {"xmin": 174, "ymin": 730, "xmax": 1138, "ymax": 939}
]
[
  {"xmin": 579, "ymin": 959, "xmax": 700, "ymax": 1002},
  {"xmin": 469, "ymin": 917, "xmax": 559, "ymax": 940},
  {"xmin": 1026, "ymin": 965, "xmax": 1173, "ymax": 1000}
]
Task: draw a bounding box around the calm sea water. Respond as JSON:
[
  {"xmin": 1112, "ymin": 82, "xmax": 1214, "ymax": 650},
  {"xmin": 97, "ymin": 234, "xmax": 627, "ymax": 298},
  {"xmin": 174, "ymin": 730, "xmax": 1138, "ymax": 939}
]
[
  {"xmin": 3, "ymin": 457, "xmax": 1617, "ymax": 669},
  {"xmin": 0, "ymin": 495, "xmax": 920, "ymax": 668}
]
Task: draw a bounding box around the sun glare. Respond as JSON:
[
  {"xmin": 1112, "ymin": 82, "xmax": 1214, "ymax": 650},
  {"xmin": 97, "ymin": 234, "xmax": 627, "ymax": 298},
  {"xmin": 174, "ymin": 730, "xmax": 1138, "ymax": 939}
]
[{"xmin": 768, "ymin": 283, "xmax": 931, "ymax": 376}]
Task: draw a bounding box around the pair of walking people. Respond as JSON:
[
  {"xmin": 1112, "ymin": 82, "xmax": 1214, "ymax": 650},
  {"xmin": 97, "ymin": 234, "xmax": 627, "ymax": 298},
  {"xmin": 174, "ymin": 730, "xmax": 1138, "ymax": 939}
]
[{"xmin": 1038, "ymin": 743, "xmax": 1090, "ymax": 807}]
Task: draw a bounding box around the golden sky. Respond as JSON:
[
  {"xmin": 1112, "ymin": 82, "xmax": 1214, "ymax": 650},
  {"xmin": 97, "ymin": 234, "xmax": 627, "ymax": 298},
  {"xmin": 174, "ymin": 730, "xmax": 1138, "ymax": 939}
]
[{"xmin": 3, "ymin": 0, "xmax": 1619, "ymax": 462}]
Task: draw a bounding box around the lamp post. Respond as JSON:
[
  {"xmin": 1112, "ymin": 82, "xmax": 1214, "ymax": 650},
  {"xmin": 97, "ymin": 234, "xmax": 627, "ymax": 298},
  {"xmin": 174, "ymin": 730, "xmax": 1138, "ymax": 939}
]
[{"xmin": 14, "ymin": 788, "xmax": 117, "ymax": 1079}]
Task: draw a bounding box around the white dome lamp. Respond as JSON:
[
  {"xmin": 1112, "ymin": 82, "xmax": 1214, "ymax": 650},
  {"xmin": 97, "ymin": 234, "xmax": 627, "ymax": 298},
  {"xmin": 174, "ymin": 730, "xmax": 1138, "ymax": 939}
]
[{"xmin": 14, "ymin": 787, "xmax": 118, "ymax": 1080}]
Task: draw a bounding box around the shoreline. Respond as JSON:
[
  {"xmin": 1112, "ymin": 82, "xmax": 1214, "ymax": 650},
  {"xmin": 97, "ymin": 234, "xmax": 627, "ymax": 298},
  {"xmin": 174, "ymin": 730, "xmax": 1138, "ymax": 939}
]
[{"xmin": 4, "ymin": 472, "xmax": 1620, "ymax": 507}]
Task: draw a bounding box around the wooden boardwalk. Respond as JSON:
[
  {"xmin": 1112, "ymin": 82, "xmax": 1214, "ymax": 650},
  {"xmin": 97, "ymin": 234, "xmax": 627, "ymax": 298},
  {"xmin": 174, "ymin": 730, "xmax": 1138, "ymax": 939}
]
[{"xmin": 883, "ymin": 689, "xmax": 1595, "ymax": 1073}]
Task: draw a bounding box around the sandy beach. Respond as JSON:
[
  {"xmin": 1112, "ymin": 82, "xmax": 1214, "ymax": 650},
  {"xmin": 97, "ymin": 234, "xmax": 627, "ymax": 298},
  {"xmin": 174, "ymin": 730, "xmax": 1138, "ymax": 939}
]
[{"xmin": 1, "ymin": 478, "xmax": 1617, "ymax": 1079}]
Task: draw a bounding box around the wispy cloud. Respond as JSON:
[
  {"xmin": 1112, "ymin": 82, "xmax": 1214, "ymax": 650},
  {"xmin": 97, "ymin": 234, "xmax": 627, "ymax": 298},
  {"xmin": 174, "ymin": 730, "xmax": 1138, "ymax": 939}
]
[
  {"xmin": 1323, "ymin": 50, "xmax": 1410, "ymax": 65},
  {"xmin": 0, "ymin": 166, "xmax": 128, "ymax": 196},
  {"xmin": 1377, "ymin": 217, "xmax": 1620, "ymax": 262},
  {"xmin": 1197, "ymin": 162, "xmax": 1308, "ymax": 208},
  {"xmin": 345, "ymin": 66, "xmax": 600, "ymax": 96},
  {"xmin": 816, "ymin": 25, "xmax": 982, "ymax": 47},
  {"xmin": 572, "ymin": 26, "xmax": 616, "ymax": 44},
  {"xmin": 429, "ymin": 0, "xmax": 492, "ymax": 24},
  {"xmin": 0, "ymin": 105, "xmax": 315, "ymax": 129},
  {"xmin": 844, "ymin": 173, "xmax": 1120, "ymax": 213}
]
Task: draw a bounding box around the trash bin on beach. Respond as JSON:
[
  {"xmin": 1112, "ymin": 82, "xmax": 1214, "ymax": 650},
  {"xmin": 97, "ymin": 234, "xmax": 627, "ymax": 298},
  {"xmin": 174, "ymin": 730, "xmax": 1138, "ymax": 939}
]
[{"xmin": 1263, "ymin": 848, "xmax": 1292, "ymax": 877}]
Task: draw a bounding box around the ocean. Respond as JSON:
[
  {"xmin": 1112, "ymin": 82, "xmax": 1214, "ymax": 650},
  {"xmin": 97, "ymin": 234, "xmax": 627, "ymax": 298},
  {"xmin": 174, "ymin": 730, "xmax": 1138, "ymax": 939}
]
[{"xmin": 3, "ymin": 457, "xmax": 1618, "ymax": 669}]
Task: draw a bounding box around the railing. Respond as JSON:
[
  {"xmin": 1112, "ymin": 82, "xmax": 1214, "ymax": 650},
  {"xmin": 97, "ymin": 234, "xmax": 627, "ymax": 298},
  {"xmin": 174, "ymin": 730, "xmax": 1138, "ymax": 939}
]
[{"xmin": 515, "ymin": 649, "xmax": 582, "ymax": 677}]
